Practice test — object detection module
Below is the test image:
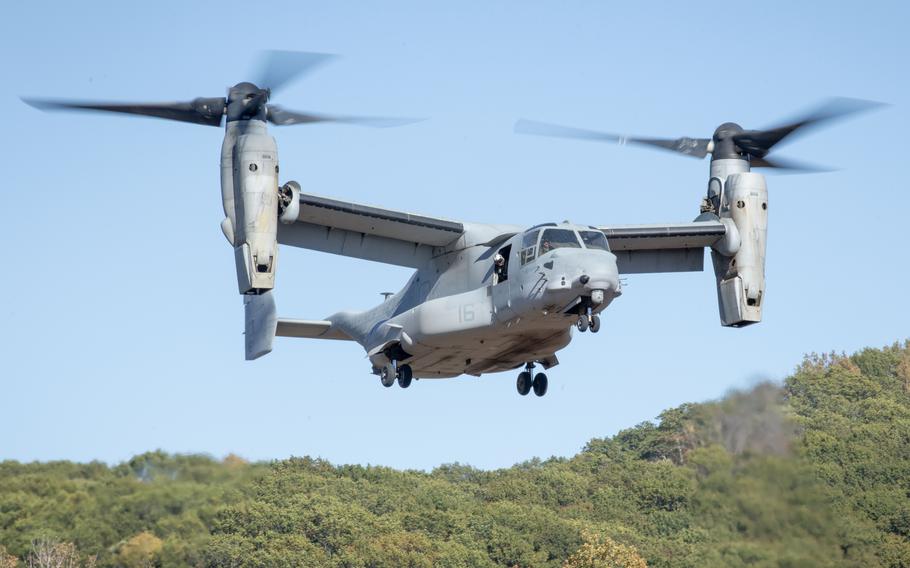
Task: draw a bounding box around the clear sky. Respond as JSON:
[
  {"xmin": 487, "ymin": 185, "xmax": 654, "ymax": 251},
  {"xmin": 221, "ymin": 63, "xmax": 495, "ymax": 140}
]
[{"xmin": 1, "ymin": 0, "xmax": 907, "ymax": 470}]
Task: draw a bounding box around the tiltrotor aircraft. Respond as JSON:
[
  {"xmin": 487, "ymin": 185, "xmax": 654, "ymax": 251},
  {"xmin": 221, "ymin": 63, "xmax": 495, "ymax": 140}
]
[{"xmin": 25, "ymin": 52, "xmax": 880, "ymax": 396}]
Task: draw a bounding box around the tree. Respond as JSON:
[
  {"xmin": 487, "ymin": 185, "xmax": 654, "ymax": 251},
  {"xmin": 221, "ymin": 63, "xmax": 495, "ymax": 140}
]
[
  {"xmin": 562, "ymin": 531, "xmax": 647, "ymax": 568},
  {"xmin": 114, "ymin": 533, "xmax": 162, "ymax": 568},
  {"xmin": 26, "ymin": 540, "xmax": 95, "ymax": 568},
  {"xmin": 0, "ymin": 545, "xmax": 18, "ymax": 568}
]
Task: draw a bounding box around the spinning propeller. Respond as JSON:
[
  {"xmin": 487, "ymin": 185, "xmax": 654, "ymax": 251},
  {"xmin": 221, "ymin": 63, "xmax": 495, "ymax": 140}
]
[
  {"xmin": 515, "ymin": 98, "xmax": 884, "ymax": 172},
  {"xmin": 23, "ymin": 51, "xmax": 418, "ymax": 129}
]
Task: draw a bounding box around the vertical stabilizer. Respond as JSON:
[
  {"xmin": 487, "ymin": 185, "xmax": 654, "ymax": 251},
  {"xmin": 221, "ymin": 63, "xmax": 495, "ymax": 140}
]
[{"xmin": 244, "ymin": 291, "xmax": 277, "ymax": 360}]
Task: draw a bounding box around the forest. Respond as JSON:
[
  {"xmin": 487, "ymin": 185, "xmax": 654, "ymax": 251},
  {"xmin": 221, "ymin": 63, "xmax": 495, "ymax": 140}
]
[{"xmin": 1, "ymin": 341, "xmax": 909, "ymax": 567}]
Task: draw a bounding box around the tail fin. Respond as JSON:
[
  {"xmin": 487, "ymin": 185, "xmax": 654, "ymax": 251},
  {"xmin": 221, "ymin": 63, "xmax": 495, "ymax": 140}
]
[{"xmin": 244, "ymin": 291, "xmax": 278, "ymax": 360}]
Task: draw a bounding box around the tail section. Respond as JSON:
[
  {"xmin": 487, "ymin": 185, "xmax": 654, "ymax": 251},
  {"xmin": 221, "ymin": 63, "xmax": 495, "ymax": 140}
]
[{"xmin": 244, "ymin": 291, "xmax": 277, "ymax": 360}]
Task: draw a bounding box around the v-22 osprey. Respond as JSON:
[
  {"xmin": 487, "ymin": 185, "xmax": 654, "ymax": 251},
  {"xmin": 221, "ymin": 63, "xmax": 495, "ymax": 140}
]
[{"xmin": 25, "ymin": 52, "xmax": 881, "ymax": 396}]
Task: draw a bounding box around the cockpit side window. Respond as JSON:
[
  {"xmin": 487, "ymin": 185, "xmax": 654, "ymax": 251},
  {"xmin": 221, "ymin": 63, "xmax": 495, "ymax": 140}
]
[
  {"xmin": 539, "ymin": 229, "xmax": 581, "ymax": 254},
  {"xmin": 580, "ymin": 230, "xmax": 611, "ymax": 251},
  {"xmin": 519, "ymin": 230, "xmax": 539, "ymax": 265}
]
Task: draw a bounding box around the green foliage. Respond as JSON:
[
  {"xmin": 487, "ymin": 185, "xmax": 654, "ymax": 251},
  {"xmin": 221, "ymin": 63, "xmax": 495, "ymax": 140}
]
[{"xmin": 1, "ymin": 341, "xmax": 908, "ymax": 567}]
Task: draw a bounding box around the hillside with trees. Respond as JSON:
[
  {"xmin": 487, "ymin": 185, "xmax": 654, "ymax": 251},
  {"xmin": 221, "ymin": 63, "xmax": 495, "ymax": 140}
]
[{"xmin": 1, "ymin": 341, "xmax": 908, "ymax": 567}]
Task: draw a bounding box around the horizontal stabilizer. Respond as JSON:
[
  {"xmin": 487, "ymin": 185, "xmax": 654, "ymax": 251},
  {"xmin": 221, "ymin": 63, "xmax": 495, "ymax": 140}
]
[{"xmin": 276, "ymin": 319, "xmax": 353, "ymax": 341}]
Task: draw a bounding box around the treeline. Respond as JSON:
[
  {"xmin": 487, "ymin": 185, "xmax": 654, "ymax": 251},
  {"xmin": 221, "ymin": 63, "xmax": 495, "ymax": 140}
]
[{"xmin": 1, "ymin": 341, "xmax": 909, "ymax": 567}]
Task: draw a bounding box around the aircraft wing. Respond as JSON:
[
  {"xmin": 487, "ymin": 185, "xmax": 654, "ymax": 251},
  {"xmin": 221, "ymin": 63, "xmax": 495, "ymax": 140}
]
[
  {"xmin": 278, "ymin": 192, "xmax": 465, "ymax": 268},
  {"xmin": 599, "ymin": 220, "xmax": 727, "ymax": 274}
]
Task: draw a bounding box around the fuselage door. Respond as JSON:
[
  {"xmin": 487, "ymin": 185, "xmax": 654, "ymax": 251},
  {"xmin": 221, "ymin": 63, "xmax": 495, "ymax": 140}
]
[{"xmin": 492, "ymin": 242, "xmax": 517, "ymax": 321}]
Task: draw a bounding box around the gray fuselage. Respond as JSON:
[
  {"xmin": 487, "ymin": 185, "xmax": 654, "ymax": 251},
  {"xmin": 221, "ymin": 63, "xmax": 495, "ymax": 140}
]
[{"xmin": 327, "ymin": 222, "xmax": 621, "ymax": 378}]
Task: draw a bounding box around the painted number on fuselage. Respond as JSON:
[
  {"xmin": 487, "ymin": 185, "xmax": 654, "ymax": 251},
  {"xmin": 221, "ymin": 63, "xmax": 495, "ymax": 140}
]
[{"xmin": 458, "ymin": 304, "xmax": 475, "ymax": 323}]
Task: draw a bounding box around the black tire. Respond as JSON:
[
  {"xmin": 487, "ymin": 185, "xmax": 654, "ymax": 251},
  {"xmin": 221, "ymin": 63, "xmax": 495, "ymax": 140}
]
[
  {"xmin": 380, "ymin": 364, "xmax": 396, "ymax": 387},
  {"xmin": 590, "ymin": 314, "xmax": 601, "ymax": 333},
  {"xmin": 532, "ymin": 373, "xmax": 548, "ymax": 397},
  {"xmin": 398, "ymin": 365, "xmax": 413, "ymax": 388},
  {"xmin": 576, "ymin": 315, "xmax": 589, "ymax": 332},
  {"xmin": 517, "ymin": 371, "xmax": 532, "ymax": 395}
]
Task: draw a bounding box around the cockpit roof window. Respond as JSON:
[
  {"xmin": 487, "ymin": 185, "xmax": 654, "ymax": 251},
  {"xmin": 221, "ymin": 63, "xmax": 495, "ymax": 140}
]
[
  {"xmin": 539, "ymin": 228, "xmax": 581, "ymax": 253},
  {"xmin": 521, "ymin": 230, "xmax": 540, "ymax": 249},
  {"xmin": 580, "ymin": 230, "xmax": 610, "ymax": 251},
  {"xmin": 527, "ymin": 222, "xmax": 558, "ymax": 232}
]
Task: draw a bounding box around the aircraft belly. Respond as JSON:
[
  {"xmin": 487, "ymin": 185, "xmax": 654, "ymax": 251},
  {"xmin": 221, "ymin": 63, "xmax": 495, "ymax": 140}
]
[{"xmin": 406, "ymin": 313, "xmax": 574, "ymax": 378}]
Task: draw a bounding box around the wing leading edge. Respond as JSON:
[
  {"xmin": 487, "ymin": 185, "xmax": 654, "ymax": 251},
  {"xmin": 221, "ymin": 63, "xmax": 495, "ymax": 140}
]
[
  {"xmin": 278, "ymin": 192, "xmax": 465, "ymax": 268},
  {"xmin": 599, "ymin": 220, "xmax": 727, "ymax": 274}
]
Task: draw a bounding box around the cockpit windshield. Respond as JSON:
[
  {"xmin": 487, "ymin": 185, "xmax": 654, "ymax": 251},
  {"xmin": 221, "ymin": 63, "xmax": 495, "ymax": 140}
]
[
  {"xmin": 580, "ymin": 230, "xmax": 610, "ymax": 251},
  {"xmin": 519, "ymin": 229, "xmax": 540, "ymax": 265},
  {"xmin": 539, "ymin": 229, "xmax": 581, "ymax": 254}
]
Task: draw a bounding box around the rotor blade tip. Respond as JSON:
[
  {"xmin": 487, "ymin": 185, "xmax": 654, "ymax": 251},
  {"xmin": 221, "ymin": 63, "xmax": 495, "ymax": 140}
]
[
  {"xmin": 21, "ymin": 97, "xmax": 52, "ymax": 111},
  {"xmin": 355, "ymin": 117, "xmax": 425, "ymax": 128}
]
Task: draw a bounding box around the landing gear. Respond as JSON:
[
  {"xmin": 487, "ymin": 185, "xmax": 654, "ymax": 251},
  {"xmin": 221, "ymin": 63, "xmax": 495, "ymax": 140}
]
[
  {"xmin": 380, "ymin": 361, "xmax": 414, "ymax": 388},
  {"xmin": 397, "ymin": 364, "xmax": 413, "ymax": 388},
  {"xmin": 380, "ymin": 363, "xmax": 396, "ymax": 387},
  {"xmin": 532, "ymin": 373, "xmax": 548, "ymax": 397},
  {"xmin": 517, "ymin": 371, "xmax": 532, "ymax": 395},
  {"xmin": 576, "ymin": 309, "xmax": 601, "ymax": 333},
  {"xmin": 517, "ymin": 363, "xmax": 548, "ymax": 397}
]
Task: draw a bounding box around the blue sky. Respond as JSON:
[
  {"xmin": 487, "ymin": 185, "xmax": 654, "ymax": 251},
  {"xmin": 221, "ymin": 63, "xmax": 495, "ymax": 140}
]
[{"xmin": 1, "ymin": 0, "xmax": 907, "ymax": 470}]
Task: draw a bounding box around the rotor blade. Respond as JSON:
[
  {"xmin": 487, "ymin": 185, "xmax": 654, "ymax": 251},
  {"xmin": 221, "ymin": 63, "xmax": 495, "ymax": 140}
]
[
  {"xmin": 733, "ymin": 97, "xmax": 886, "ymax": 157},
  {"xmin": 514, "ymin": 119, "xmax": 710, "ymax": 158},
  {"xmin": 22, "ymin": 97, "xmax": 226, "ymax": 126},
  {"xmin": 750, "ymin": 155, "xmax": 834, "ymax": 174},
  {"xmin": 253, "ymin": 51, "xmax": 336, "ymax": 94},
  {"xmin": 267, "ymin": 105, "xmax": 421, "ymax": 128}
]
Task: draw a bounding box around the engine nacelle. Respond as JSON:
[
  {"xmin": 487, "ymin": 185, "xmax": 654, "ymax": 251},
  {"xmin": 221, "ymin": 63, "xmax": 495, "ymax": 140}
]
[
  {"xmin": 711, "ymin": 171, "xmax": 768, "ymax": 327},
  {"xmin": 220, "ymin": 121, "xmax": 280, "ymax": 294}
]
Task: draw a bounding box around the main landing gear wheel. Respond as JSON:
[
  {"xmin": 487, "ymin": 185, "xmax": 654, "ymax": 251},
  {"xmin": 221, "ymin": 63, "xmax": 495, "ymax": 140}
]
[
  {"xmin": 532, "ymin": 373, "xmax": 548, "ymax": 397},
  {"xmin": 516, "ymin": 371, "xmax": 532, "ymax": 396},
  {"xmin": 576, "ymin": 314, "xmax": 589, "ymax": 332},
  {"xmin": 380, "ymin": 363, "xmax": 396, "ymax": 388},
  {"xmin": 397, "ymin": 364, "xmax": 413, "ymax": 388},
  {"xmin": 589, "ymin": 314, "xmax": 601, "ymax": 333}
]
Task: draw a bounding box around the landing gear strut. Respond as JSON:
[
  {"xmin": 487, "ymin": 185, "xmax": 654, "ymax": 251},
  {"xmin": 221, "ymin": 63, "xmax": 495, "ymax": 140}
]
[{"xmin": 516, "ymin": 363, "xmax": 548, "ymax": 397}]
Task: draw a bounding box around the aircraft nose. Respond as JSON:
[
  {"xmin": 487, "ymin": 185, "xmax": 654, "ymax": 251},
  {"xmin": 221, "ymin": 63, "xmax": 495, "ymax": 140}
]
[
  {"xmin": 541, "ymin": 249, "xmax": 621, "ymax": 300},
  {"xmin": 576, "ymin": 253, "xmax": 620, "ymax": 296}
]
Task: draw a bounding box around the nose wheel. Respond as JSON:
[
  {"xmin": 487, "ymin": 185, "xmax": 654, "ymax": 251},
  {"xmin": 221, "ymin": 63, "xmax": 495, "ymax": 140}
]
[
  {"xmin": 576, "ymin": 312, "xmax": 601, "ymax": 333},
  {"xmin": 516, "ymin": 363, "xmax": 548, "ymax": 397}
]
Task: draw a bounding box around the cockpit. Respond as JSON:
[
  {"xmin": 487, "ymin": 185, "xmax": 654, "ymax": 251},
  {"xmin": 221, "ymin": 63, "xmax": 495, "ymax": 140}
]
[{"xmin": 518, "ymin": 224, "xmax": 611, "ymax": 266}]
